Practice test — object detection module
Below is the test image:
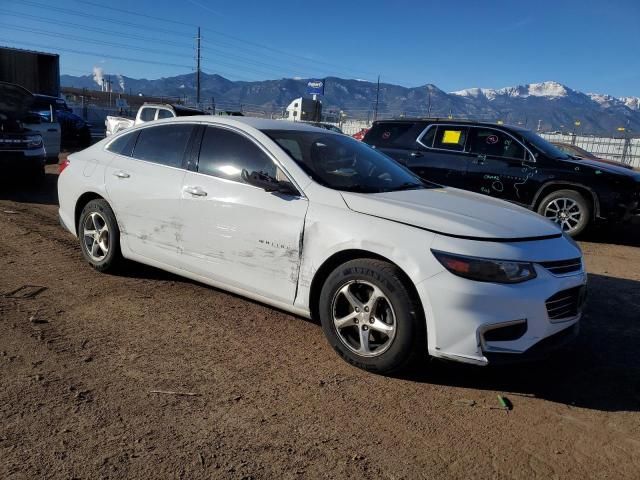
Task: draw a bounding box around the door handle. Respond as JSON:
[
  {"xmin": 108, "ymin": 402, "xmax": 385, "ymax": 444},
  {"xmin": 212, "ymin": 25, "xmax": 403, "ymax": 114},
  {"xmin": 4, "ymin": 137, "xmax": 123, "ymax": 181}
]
[
  {"xmin": 183, "ymin": 186, "xmax": 208, "ymax": 197},
  {"xmin": 409, "ymin": 151, "xmax": 423, "ymax": 158},
  {"xmin": 113, "ymin": 170, "xmax": 130, "ymax": 179},
  {"xmin": 473, "ymin": 154, "xmax": 486, "ymax": 165}
]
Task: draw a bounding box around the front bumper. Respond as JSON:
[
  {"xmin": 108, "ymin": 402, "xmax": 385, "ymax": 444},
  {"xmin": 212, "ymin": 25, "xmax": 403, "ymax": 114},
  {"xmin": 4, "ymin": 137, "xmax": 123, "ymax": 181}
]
[{"xmin": 416, "ymin": 262, "xmax": 587, "ymax": 366}]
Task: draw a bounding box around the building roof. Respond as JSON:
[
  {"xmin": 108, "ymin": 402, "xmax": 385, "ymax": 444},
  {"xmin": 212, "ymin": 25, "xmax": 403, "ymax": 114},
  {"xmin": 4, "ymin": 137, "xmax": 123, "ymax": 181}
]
[{"xmin": 0, "ymin": 45, "xmax": 59, "ymax": 58}]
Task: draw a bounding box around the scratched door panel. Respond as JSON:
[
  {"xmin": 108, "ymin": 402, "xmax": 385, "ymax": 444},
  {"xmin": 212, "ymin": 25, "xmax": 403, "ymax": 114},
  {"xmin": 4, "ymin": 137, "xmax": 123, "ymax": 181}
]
[
  {"xmin": 465, "ymin": 127, "xmax": 539, "ymax": 205},
  {"xmin": 179, "ymin": 171, "xmax": 308, "ymax": 304}
]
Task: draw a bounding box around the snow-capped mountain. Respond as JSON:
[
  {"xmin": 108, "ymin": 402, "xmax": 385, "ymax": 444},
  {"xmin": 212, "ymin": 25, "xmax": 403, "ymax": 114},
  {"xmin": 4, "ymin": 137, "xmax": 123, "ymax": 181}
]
[
  {"xmin": 60, "ymin": 73, "xmax": 640, "ymax": 134},
  {"xmin": 452, "ymin": 81, "xmax": 570, "ymax": 100}
]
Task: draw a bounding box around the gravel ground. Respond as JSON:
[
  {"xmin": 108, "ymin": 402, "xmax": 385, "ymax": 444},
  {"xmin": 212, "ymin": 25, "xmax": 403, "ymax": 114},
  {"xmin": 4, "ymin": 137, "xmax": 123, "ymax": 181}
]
[{"xmin": 1, "ymin": 166, "xmax": 639, "ymax": 479}]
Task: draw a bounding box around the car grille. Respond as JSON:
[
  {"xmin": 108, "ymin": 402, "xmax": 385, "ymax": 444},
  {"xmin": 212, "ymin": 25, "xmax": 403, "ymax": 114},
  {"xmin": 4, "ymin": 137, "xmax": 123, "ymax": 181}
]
[
  {"xmin": 545, "ymin": 286, "xmax": 585, "ymax": 320},
  {"xmin": 0, "ymin": 136, "xmax": 28, "ymax": 150},
  {"xmin": 539, "ymin": 258, "xmax": 582, "ymax": 275}
]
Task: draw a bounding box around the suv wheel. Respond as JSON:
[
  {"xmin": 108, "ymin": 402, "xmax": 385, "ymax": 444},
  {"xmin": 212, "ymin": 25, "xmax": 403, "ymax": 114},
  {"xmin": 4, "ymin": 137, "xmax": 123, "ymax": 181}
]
[
  {"xmin": 78, "ymin": 199, "xmax": 122, "ymax": 272},
  {"xmin": 537, "ymin": 189, "xmax": 591, "ymax": 237},
  {"xmin": 319, "ymin": 259, "xmax": 425, "ymax": 374}
]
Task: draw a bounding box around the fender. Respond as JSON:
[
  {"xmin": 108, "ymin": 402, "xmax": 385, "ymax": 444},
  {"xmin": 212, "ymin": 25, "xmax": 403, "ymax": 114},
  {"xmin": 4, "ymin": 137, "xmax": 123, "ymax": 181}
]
[{"xmin": 530, "ymin": 181, "xmax": 601, "ymax": 218}]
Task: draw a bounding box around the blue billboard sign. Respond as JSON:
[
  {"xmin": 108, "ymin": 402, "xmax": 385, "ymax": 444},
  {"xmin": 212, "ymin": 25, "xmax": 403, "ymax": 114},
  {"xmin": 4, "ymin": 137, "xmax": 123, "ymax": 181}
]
[{"xmin": 306, "ymin": 79, "xmax": 325, "ymax": 96}]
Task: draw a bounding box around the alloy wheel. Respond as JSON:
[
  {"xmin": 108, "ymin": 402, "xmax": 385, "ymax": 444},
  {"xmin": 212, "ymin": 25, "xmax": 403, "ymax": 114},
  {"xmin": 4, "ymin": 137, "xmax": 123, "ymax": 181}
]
[
  {"xmin": 83, "ymin": 212, "xmax": 110, "ymax": 261},
  {"xmin": 331, "ymin": 280, "xmax": 397, "ymax": 357},
  {"xmin": 543, "ymin": 197, "xmax": 583, "ymax": 233}
]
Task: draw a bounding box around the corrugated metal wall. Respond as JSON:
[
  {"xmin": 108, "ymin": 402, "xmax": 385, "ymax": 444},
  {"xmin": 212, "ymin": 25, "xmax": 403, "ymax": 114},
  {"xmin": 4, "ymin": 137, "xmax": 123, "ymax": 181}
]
[{"xmin": 0, "ymin": 47, "xmax": 60, "ymax": 96}]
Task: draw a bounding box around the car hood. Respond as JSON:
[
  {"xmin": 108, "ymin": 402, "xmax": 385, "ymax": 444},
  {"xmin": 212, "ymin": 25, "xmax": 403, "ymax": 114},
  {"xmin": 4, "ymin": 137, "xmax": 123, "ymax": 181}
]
[
  {"xmin": 0, "ymin": 82, "xmax": 34, "ymax": 121},
  {"xmin": 567, "ymin": 157, "xmax": 639, "ymax": 176},
  {"xmin": 341, "ymin": 187, "xmax": 562, "ymax": 240}
]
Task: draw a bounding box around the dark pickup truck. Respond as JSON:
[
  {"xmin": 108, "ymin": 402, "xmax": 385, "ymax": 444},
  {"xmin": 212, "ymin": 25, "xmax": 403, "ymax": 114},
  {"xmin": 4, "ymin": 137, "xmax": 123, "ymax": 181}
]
[{"xmin": 363, "ymin": 119, "xmax": 640, "ymax": 236}]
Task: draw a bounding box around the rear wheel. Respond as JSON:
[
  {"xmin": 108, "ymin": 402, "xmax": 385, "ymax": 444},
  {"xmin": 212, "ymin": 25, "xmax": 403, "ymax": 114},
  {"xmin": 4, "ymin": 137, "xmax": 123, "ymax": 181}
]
[
  {"xmin": 319, "ymin": 258, "xmax": 426, "ymax": 374},
  {"xmin": 78, "ymin": 199, "xmax": 122, "ymax": 272},
  {"xmin": 537, "ymin": 189, "xmax": 591, "ymax": 237}
]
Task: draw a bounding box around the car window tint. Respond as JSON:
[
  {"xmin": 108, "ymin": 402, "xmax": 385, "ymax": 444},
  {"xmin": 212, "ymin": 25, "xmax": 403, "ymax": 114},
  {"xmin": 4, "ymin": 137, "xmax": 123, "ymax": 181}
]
[
  {"xmin": 139, "ymin": 108, "xmax": 156, "ymax": 121},
  {"xmin": 132, "ymin": 124, "xmax": 193, "ymax": 167},
  {"xmin": 469, "ymin": 128, "xmax": 525, "ymax": 160},
  {"xmin": 157, "ymin": 109, "xmax": 173, "ymax": 119},
  {"xmin": 419, "ymin": 126, "xmax": 436, "ymax": 148},
  {"xmin": 106, "ymin": 131, "xmax": 137, "ymax": 156},
  {"xmin": 433, "ymin": 126, "xmax": 468, "ymax": 152},
  {"xmin": 198, "ymin": 127, "xmax": 276, "ymax": 183},
  {"xmin": 365, "ymin": 122, "xmax": 425, "ymax": 148}
]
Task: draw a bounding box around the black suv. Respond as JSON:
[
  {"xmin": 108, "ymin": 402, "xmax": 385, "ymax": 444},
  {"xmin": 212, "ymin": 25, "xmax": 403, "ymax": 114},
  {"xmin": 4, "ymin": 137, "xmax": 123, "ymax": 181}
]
[{"xmin": 363, "ymin": 119, "xmax": 640, "ymax": 236}]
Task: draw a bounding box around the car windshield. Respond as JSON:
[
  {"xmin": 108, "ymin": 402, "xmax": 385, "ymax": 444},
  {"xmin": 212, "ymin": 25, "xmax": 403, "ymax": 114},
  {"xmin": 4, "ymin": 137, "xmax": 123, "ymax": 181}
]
[
  {"xmin": 262, "ymin": 129, "xmax": 433, "ymax": 193},
  {"xmin": 519, "ymin": 130, "xmax": 570, "ymax": 159}
]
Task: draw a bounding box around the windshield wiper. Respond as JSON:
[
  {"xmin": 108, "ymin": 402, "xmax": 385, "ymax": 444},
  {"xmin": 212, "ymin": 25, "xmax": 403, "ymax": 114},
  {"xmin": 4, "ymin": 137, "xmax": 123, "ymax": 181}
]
[{"xmin": 391, "ymin": 182, "xmax": 426, "ymax": 192}]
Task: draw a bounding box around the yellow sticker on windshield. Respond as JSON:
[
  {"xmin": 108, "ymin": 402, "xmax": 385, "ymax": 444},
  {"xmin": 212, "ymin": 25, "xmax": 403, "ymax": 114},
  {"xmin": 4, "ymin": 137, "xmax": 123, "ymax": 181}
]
[{"xmin": 442, "ymin": 130, "xmax": 462, "ymax": 144}]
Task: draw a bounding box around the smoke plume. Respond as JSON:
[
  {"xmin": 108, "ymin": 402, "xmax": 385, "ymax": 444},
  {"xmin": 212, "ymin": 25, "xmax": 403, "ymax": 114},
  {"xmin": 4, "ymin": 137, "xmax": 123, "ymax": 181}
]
[
  {"xmin": 92, "ymin": 66, "xmax": 105, "ymax": 90},
  {"xmin": 117, "ymin": 74, "xmax": 125, "ymax": 93}
]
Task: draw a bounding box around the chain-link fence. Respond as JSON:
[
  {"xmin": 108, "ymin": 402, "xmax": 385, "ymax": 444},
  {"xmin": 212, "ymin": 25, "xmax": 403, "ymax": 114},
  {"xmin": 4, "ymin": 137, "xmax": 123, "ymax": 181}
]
[{"xmin": 540, "ymin": 133, "xmax": 640, "ymax": 168}]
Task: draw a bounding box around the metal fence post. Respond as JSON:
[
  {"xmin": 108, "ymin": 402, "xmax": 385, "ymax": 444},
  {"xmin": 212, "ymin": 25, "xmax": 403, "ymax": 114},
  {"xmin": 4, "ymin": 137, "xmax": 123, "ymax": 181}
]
[{"xmin": 621, "ymin": 137, "xmax": 631, "ymax": 165}]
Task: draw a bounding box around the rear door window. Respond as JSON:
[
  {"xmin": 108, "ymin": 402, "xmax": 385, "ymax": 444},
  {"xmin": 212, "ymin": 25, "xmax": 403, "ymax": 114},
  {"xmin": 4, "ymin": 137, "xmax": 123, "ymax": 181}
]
[
  {"xmin": 468, "ymin": 128, "xmax": 525, "ymax": 160},
  {"xmin": 139, "ymin": 108, "xmax": 157, "ymax": 122},
  {"xmin": 106, "ymin": 131, "xmax": 138, "ymax": 157},
  {"xmin": 432, "ymin": 126, "xmax": 469, "ymax": 152},
  {"xmin": 365, "ymin": 122, "xmax": 426, "ymax": 148},
  {"xmin": 132, "ymin": 124, "xmax": 194, "ymax": 168}
]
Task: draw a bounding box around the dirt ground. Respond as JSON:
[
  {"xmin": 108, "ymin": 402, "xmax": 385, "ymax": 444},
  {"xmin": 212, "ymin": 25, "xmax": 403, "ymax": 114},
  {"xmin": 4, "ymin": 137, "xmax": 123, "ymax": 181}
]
[{"xmin": 1, "ymin": 165, "xmax": 639, "ymax": 479}]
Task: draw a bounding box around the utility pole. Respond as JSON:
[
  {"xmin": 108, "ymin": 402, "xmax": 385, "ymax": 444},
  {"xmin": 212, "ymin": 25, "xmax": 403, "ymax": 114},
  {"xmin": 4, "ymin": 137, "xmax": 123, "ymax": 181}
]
[
  {"xmin": 427, "ymin": 89, "xmax": 432, "ymax": 117},
  {"xmin": 373, "ymin": 75, "xmax": 380, "ymax": 121},
  {"xmin": 196, "ymin": 27, "xmax": 201, "ymax": 107}
]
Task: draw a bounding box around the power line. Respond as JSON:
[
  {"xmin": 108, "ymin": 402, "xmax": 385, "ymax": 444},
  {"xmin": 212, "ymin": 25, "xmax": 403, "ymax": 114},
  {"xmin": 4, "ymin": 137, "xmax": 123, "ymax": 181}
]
[
  {"xmin": 0, "ymin": 39, "xmax": 193, "ymax": 69},
  {"xmin": 1, "ymin": 11, "xmax": 194, "ymax": 49},
  {"xmin": 11, "ymin": 0, "xmax": 194, "ymax": 38},
  {"xmin": 69, "ymin": 0, "xmax": 196, "ymax": 28},
  {"xmin": 10, "ymin": 0, "xmax": 384, "ymax": 82},
  {"xmin": 0, "ymin": 23, "xmax": 190, "ymax": 59}
]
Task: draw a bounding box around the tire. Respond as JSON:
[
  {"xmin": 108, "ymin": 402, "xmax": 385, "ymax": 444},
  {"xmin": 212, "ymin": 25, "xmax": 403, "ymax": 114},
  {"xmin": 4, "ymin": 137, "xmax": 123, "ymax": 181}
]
[
  {"xmin": 319, "ymin": 258, "xmax": 426, "ymax": 374},
  {"xmin": 537, "ymin": 189, "xmax": 591, "ymax": 237},
  {"xmin": 78, "ymin": 199, "xmax": 122, "ymax": 272}
]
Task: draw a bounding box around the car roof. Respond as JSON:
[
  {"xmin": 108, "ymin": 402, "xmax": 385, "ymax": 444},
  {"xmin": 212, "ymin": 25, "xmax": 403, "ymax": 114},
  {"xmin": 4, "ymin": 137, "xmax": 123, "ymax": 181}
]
[
  {"xmin": 372, "ymin": 117, "xmax": 527, "ymax": 131},
  {"xmin": 160, "ymin": 115, "xmax": 328, "ymax": 132}
]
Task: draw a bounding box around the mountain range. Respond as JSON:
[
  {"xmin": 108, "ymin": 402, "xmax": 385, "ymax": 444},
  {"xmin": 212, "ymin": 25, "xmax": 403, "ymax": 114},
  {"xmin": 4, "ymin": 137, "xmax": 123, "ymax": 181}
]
[{"xmin": 60, "ymin": 73, "xmax": 640, "ymax": 135}]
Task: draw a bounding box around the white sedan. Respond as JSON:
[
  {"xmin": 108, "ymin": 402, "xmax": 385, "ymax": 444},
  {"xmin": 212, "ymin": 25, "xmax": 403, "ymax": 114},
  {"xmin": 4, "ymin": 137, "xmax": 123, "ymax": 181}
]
[{"xmin": 58, "ymin": 117, "xmax": 587, "ymax": 373}]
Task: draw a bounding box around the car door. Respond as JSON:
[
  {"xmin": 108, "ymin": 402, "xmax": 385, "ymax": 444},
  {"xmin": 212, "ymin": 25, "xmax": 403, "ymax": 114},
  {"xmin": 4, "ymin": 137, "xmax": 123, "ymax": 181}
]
[
  {"xmin": 179, "ymin": 125, "xmax": 308, "ymax": 304},
  {"xmin": 410, "ymin": 124, "xmax": 471, "ymax": 188},
  {"xmin": 465, "ymin": 126, "xmax": 537, "ymax": 205},
  {"xmin": 26, "ymin": 103, "xmax": 61, "ymax": 160},
  {"xmin": 104, "ymin": 123, "xmax": 197, "ymax": 264},
  {"xmin": 365, "ymin": 121, "xmax": 428, "ymax": 167}
]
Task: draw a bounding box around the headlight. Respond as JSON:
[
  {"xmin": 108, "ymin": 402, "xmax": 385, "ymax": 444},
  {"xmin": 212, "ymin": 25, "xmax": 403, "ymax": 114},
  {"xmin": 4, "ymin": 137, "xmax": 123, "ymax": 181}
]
[
  {"xmin": 25, "ymin": 134, "xmax": 43, "ymax": 149},
  {"xmin": 431, "ymin": 250, "xmax": 537, "ymax": 284}
]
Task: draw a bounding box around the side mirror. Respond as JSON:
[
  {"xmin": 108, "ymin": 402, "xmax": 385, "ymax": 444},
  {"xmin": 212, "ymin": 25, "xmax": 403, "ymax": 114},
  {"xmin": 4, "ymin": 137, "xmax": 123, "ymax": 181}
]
[{"xmin": 241, "ymin": 169, "xmax": 298, "ymax": 196}]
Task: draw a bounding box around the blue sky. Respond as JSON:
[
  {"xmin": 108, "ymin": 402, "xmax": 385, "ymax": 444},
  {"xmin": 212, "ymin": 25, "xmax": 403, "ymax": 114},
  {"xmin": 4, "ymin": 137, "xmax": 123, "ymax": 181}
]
[{"xmin": 1, "ymin": 0, "xmax": 639, "ymax": 96}]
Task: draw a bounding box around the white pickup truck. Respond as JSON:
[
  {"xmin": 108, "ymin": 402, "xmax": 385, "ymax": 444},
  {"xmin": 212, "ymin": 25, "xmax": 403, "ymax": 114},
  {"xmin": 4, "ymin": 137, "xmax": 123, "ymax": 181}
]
[{"xmin": 105, "ymin": 103, "xmax": 206, "ymax": 136}]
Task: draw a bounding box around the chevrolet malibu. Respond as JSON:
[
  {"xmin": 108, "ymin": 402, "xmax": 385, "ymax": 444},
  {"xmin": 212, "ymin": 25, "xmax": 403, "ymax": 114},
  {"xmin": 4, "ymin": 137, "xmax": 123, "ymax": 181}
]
[{"xmin": 58, "ymin": 117, "xmax": 587, "ymax": 373}]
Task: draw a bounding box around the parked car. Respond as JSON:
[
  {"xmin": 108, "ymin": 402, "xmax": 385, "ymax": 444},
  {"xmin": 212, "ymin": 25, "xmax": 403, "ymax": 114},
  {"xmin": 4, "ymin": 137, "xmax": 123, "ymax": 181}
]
[
  {"xmin": 0, "ymin": 81, "xmax": 46, "ymax": 180},
  {"xmin": 352, "ymin": 128, "xmax": 369, "ymax": 141},
  {"xmin": 552, "ymin": 142, "xmax": 635, "ymax": 170},
  {"xmin": 58, "ymin": 117, "xmax": 586, "ymax": 373},
  {"xmin": 363, "ymin": 120, "xmax": 640, "ymax": 236},
  {"xmin": 105, "ymin": 103, "xmax": 206, "ymax": 136},
  {"xmin": 32, "ymin": 94, "xmax": 92, "ymax": 152},
  {"xmin": 306, "ymin": 122, "xmax": 344, "ymax": 134}
]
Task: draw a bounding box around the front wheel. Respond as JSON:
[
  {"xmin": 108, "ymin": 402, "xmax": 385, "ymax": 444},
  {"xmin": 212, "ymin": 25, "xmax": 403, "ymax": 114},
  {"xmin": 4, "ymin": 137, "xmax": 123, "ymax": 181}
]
[
  {"xmin": 319, "ymin": 259, "xmax": 426, "ymax": 374},
  {"xmin": 537, "ymin": 189, "xmax": 591, "ymax": 237},
  {"xmin": 78, "ymin": 199, "xmax": 122, "ymax": 272}
]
